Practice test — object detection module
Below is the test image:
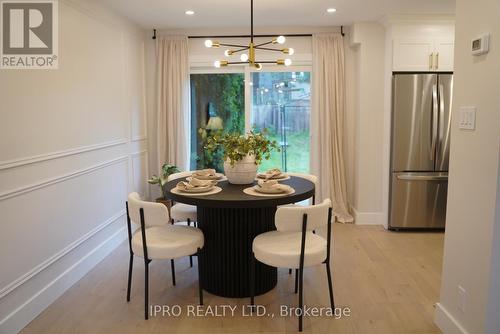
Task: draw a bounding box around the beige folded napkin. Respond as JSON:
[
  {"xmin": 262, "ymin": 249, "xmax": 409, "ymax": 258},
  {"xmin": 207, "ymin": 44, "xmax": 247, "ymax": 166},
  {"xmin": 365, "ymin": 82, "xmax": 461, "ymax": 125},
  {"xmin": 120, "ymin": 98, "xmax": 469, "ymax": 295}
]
[
  {"xmin": 257, "ymin": 179, "xmax": 289, "ymax": 193},
  {"xmin": 264, "ymin": 168, "xmax": 283, "ymax": 179},
  {"xmin": 177, "ymin": 177, "xmax": 216, "ymax": 190},
  {"xmin": 192, "ymin": 169, "xmax": 216, "ymax": 178}
]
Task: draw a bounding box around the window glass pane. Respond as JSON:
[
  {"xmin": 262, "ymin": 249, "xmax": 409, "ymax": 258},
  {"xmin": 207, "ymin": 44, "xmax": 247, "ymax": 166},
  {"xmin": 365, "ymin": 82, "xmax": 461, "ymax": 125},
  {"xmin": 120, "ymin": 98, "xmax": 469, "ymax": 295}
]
[
  {"xmin": 251, "ymin": 71, "xmax": 311, "ymax": 173},
  {"xmin": 190, "ymin": 73, "xmax": 245, "ymax": 171}
]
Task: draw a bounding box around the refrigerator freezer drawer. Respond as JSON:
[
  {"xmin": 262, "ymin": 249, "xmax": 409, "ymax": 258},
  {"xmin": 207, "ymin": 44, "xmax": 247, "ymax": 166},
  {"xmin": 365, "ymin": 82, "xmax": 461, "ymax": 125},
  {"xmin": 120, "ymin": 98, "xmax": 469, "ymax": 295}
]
[{"xmin": 390, "ymin": 172, "xmax": 448, "ymax": 229}]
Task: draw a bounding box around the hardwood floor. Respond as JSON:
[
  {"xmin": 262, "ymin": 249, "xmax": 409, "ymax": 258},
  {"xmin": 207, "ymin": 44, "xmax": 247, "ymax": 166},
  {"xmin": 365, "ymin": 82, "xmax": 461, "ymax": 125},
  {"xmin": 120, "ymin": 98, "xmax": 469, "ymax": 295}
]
[{"xmin": 20, "ymin": 224, "xmax": 444, "ymax": 334}]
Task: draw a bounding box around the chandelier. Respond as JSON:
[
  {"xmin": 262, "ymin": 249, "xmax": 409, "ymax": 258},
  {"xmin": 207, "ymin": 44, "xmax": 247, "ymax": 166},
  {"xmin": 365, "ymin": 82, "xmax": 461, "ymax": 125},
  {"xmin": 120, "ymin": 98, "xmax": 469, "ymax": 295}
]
[{"xmin": 204, "ymin": 0, "xmax": 293, "ymax": 69}]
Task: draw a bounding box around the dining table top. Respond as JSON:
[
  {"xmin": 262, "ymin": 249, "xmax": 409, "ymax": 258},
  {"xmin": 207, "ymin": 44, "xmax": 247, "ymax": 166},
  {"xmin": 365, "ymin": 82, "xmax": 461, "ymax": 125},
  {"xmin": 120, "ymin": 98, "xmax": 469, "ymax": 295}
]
[{"xmin": 164, "ymin": 175, "xmax": 315, "ymax": 208}]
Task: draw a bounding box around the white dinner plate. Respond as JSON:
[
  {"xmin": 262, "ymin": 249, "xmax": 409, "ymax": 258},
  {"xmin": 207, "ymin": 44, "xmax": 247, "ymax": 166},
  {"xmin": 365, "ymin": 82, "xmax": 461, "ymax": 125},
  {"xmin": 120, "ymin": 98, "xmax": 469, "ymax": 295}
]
[
  {"xmin": 176, "ymin": 185, "xmax": 214, "ymax": 193},
  {"xmin": 243, "ymin": 186, "xmax": 295, "ymax": 197},
  {"xmin": 171, "ymin": 186, "xmax": 222, "ymax": 197}
]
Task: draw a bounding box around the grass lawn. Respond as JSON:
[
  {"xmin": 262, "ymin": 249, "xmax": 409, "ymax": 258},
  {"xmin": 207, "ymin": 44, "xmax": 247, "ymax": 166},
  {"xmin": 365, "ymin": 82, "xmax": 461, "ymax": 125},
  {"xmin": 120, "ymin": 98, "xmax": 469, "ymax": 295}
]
[{"xmin": 258, "ymin": 131, "xmax": 310, "ymax": 173}]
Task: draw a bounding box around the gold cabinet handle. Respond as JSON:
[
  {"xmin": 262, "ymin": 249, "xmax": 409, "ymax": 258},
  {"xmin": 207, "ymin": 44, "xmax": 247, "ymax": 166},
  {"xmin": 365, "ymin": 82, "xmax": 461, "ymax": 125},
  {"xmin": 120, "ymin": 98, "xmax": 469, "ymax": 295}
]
[
  {"xmin": 435, "ymin": 52, "xmax": 439, "ymax": 70},
  {"xmin": 429, "ymin": 53, "xmax": 434, "ymax": 70}
]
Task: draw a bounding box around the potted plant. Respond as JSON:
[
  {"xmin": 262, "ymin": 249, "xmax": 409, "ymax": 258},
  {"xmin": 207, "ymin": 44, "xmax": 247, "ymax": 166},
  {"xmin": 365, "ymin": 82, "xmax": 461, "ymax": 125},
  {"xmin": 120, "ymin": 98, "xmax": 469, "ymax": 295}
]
[
  {"xmin": 148, "ymin": 163, "xmax": 180, "ymax": 207},
  {"xmin": 205, "ymin": 130, "xmax": 279, "ymax": 184}
]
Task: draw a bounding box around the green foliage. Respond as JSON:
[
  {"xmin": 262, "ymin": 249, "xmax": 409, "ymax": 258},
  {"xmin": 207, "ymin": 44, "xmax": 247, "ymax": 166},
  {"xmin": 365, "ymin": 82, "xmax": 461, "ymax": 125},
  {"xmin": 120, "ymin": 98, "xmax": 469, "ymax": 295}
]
[
  {"xmin": 147, "ymin": 163, "xmax": 180, "ymax": 197},
  {"xmin": 258, "ymin": 131, "xmax": 310, "ymax": 173},
  {"xmin": 205, "ymin": 130, "xmax": 280, "ymax": 166},
  {"xmin": 197, "ymin": 128, "xmax": 225, "ymax": 172},
  {"xmin": 191, "ymin": 74, "xmax": 245, "ymax": 171}
]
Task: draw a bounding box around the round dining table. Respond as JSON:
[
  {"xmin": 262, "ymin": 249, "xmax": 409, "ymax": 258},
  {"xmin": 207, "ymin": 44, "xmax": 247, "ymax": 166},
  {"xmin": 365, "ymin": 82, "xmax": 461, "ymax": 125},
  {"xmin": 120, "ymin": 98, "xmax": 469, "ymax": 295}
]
[{"xmin": 164, "ymin": 175, "xmax": 315, "ymax": 298}]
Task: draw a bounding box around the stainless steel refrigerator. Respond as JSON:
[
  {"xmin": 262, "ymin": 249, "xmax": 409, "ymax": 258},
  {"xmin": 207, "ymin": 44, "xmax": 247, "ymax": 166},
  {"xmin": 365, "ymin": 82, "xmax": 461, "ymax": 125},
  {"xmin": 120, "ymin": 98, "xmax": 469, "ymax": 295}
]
[{"xmin": 389, "ymin": 73, "xmax": 453, "ymax": 230}]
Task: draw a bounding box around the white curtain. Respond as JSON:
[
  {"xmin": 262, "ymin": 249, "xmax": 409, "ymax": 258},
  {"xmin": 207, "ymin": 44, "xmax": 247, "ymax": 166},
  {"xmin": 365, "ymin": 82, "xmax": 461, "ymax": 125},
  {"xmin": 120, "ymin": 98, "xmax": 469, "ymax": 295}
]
[
  {"xmin": 311, "ymin": 33, "xmax": 353, "ymax": 223},
  {"xmin": 156, "ymin": 36, "xmax": 190, "ymax": 171}
]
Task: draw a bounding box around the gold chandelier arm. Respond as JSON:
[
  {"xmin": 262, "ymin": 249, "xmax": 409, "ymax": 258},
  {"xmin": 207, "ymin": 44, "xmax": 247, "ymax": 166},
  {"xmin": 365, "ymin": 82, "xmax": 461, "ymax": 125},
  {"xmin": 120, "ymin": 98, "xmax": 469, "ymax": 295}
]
[
  {"xmin": 254, "ymin": 46, "xmax": 283, "ymax": 52},
  {"xmin": 253, "ymin": 40, "xmax": 274, "ymax": 48},
  {"xmin": 219, "ymin": 43, "xmax": 249, "ymax": 48},
  {"xmin": 226, "ymin": 61, "xmax": 251, "ymax": 65},
  {"xmin": 231, "ymin": 46, "xmax": 251, "ymax": 53}
]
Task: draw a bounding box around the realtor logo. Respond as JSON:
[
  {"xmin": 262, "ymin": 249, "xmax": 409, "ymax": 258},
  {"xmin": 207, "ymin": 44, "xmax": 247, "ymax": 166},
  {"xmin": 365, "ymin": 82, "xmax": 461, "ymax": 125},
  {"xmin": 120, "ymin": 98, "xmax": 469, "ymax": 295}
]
[{"xmin": 1, "ymin": 0, "xmax": 58, "ymax": 69}]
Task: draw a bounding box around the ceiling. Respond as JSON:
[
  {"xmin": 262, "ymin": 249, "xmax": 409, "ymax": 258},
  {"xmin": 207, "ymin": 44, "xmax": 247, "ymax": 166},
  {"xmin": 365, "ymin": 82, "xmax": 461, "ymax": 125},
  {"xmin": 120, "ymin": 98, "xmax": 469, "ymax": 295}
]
[{"xmin": 101, "ymin": 0, "xmax": 455, "ymax": 30}]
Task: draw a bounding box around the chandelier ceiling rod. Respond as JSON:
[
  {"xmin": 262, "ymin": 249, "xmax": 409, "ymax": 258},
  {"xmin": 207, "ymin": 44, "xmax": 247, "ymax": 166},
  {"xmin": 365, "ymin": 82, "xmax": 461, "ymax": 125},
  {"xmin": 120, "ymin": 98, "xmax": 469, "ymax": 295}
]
[
  {"xmin": 250, "ymin": 0, "xmax": 254, "ymax": 43},
  {"xmin": 188, "ymin": 34, "xmax": 312, "ymax": 39}
]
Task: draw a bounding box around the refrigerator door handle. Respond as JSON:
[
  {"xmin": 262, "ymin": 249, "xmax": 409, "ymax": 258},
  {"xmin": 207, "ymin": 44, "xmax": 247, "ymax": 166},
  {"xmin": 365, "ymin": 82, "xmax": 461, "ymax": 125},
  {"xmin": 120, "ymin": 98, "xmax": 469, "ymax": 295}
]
[
  {"xmin": 438, "ymin": 84, "xmax": 445, "ymax": 161},
  {"xmin": 431, "ymin": 84, "xmax": 438, "ymax": 162},
  {"xmin": 397, "ymin": 174, "xmax": 448, "ymax": 181}
]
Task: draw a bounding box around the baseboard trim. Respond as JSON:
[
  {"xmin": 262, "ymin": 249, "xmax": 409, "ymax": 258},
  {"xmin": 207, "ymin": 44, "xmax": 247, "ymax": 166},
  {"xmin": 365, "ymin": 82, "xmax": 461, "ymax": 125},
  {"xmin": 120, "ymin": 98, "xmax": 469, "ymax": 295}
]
[
  {"xmin": 0, "ymin": 226, "xmax": 127, "ymax": 334},
  {"xmin": 435, "ymin": 303, "xmax": 470, "ymax": 334},
  {"xmin": 351, "ymin": 207, "xmax": 383, "ymax": 225}
]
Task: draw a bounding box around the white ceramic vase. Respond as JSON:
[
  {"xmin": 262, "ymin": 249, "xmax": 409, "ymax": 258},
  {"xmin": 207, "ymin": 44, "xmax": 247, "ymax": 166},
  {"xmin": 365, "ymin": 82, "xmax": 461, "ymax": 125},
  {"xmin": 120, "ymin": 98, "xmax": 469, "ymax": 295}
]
[{"xmin": 223, "ymin": 154, "xmax": 258, "ymax": 184}]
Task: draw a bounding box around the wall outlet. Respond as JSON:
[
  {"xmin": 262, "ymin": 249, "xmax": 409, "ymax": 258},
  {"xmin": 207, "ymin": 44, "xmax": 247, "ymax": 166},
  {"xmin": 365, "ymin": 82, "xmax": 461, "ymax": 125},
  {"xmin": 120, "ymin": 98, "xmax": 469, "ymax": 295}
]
[
  {"xmin": 459, "ymin": 106, "xmax": 476, "ymax": 130},
  {"xmin": 457, "ymin": 285, "xmax": 467, "ymax": 312}
]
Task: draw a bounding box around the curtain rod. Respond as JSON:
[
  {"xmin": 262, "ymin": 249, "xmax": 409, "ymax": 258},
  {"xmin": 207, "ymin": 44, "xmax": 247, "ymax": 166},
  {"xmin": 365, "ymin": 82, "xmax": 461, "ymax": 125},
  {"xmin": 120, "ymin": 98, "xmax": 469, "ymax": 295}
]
[
  {"xmin": 151, "ymin": 26, "xmax": 345, "ymax": 39},
  {"xmin": 187, "ymin": 33, "xmax": 312, "ymax": 39}
]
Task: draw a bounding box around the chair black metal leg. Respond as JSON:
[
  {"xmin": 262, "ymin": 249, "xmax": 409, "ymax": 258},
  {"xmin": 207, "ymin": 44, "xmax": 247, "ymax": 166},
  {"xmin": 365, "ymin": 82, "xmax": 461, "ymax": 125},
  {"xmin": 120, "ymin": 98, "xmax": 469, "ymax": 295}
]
[
  {"xmin": 187, "ymin": 219, "xmax": 193, "ymax": 268},
  {"xmin": 144, "ymin": 259, "xmax": 149, "ymax": 320},
  {"xmin": 250, "ymin": 252, "xmax": 255, "ymax": 306},
  {"xmin": 294, "ymin": 269, "xmax": 298, "ymax": 294},
  {"xmin": 298, "ymin": 266, "xmax": 304, "ymax": 331},
  {"xmin": 197, "ymin": 248, "xmax": 203, "ymax": 305},
  {"xmin": 171, "ymin": 259, "xmax": 176, "ymax": 286},
  {"xmin": 126, "ymin": 254, "xmax": 133, "ymax": 302},
  {"xmin": 326, "ymin": 262, "xmax": 335, "ymax": 309}
]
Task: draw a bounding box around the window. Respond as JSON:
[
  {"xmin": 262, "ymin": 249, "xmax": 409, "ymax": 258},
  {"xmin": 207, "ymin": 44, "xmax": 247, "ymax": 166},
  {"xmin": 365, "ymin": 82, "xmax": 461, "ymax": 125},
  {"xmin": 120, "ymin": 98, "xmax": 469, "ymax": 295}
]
[
  {"xmin": 251, "ymin": 71, "xmax": 311, "ymax": 173},
  {"xmin": 190, "ymin": 68, "xmax": 311, "ymax": 173},
  {"xmin": 190, "ymin": 73, "xmax": 245, "ymax": 171}
]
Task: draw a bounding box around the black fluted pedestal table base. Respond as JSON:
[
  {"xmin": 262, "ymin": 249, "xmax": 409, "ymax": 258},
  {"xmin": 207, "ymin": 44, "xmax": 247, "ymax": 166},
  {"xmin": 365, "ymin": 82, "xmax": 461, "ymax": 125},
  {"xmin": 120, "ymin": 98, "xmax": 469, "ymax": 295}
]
[{"xmin": 197, "ymin": 206, "xmax": 277, "ymax": 298}]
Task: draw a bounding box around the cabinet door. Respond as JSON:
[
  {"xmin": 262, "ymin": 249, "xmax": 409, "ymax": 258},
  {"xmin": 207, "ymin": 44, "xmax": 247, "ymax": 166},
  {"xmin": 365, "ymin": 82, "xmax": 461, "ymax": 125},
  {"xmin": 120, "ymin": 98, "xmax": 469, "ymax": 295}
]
[
  {"xmin": 434, "ymin": 38, "xmax": 454, "ymax": 71},
  {"xmin": 393, "ymin": 38, "xmax": 434, "ymax": 71}
]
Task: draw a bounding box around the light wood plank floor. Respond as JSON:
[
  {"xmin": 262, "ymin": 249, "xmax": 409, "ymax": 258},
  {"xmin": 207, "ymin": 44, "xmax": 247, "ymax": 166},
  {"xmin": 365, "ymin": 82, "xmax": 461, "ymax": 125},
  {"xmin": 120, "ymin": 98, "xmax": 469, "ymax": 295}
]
[{"xmin": 21, "ymin": 224, "xmax": 444, "ymax": 334}]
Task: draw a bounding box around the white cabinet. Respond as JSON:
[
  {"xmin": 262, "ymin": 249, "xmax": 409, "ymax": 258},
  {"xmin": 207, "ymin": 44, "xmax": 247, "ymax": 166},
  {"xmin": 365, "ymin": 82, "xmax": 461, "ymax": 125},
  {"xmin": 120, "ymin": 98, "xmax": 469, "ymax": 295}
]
[
  {"xmin": 393, "ymin": 37, "xmax": 454, "ymax": 71},
  {"xmin": 433, "ymin": 38, "xmax": 454, "ymax": 71}
]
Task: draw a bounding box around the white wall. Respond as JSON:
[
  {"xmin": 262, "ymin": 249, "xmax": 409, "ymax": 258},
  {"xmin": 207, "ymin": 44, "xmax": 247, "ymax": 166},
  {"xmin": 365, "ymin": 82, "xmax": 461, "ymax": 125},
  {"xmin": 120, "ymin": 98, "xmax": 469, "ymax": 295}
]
[
  {"xmin": 0, "ymin": 0, "xmax": 148, "ymax": 332},
  {"xmin": 347, "ymin": 22, "xmax": 386, "ymax": 225},
  {"xmin": 435, "ymin": 0, "xmax": 500, "ymax": 333}
]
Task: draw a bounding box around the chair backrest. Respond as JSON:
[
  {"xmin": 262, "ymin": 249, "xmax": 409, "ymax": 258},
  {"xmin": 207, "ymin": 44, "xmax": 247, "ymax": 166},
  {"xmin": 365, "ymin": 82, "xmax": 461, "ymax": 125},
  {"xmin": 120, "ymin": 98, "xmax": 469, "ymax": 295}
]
[
  {"xmin": 127, "ymin": 192, "xmax": 169, "ymax": 227},
  {"xmin": 275, "ymin": 199, "xmax": 332, "ymax": 232},
  {"xmin": 167, "ymin": 171, "xmax": 193, "ymax": 182},
  {"xmin": 287, "ymin": 172, "xmax": 319, "ymax": 197}
]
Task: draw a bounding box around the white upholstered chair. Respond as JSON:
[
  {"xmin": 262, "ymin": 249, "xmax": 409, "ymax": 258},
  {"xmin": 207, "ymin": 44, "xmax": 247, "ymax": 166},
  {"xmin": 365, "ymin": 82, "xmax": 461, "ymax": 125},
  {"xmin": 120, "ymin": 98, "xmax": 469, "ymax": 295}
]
[
  {"xmin": 286, "ymin": 172, "xmax": 319, "ymax": 205},
  {"xmin": 126, "ymin": 192, "xmax": 204, "ymax": 319},
  {"xmin": 167, "ymin": 171, "xmax": 198, "ymax": 267},
  {"xmin": 285, "ymin": 173, "xmax": 320, "ymax": 275},
  {"xmin": 250, "ymin": 199, "xmax": 334, "ymax": 332}
]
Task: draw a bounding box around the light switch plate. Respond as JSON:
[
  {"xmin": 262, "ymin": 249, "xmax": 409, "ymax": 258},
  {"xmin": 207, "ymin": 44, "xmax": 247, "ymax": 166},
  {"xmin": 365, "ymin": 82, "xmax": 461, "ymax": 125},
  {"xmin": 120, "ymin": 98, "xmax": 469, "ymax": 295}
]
[{"xmin": 459, "ymin": 106, "xmax": 476, "ymax": 130}]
